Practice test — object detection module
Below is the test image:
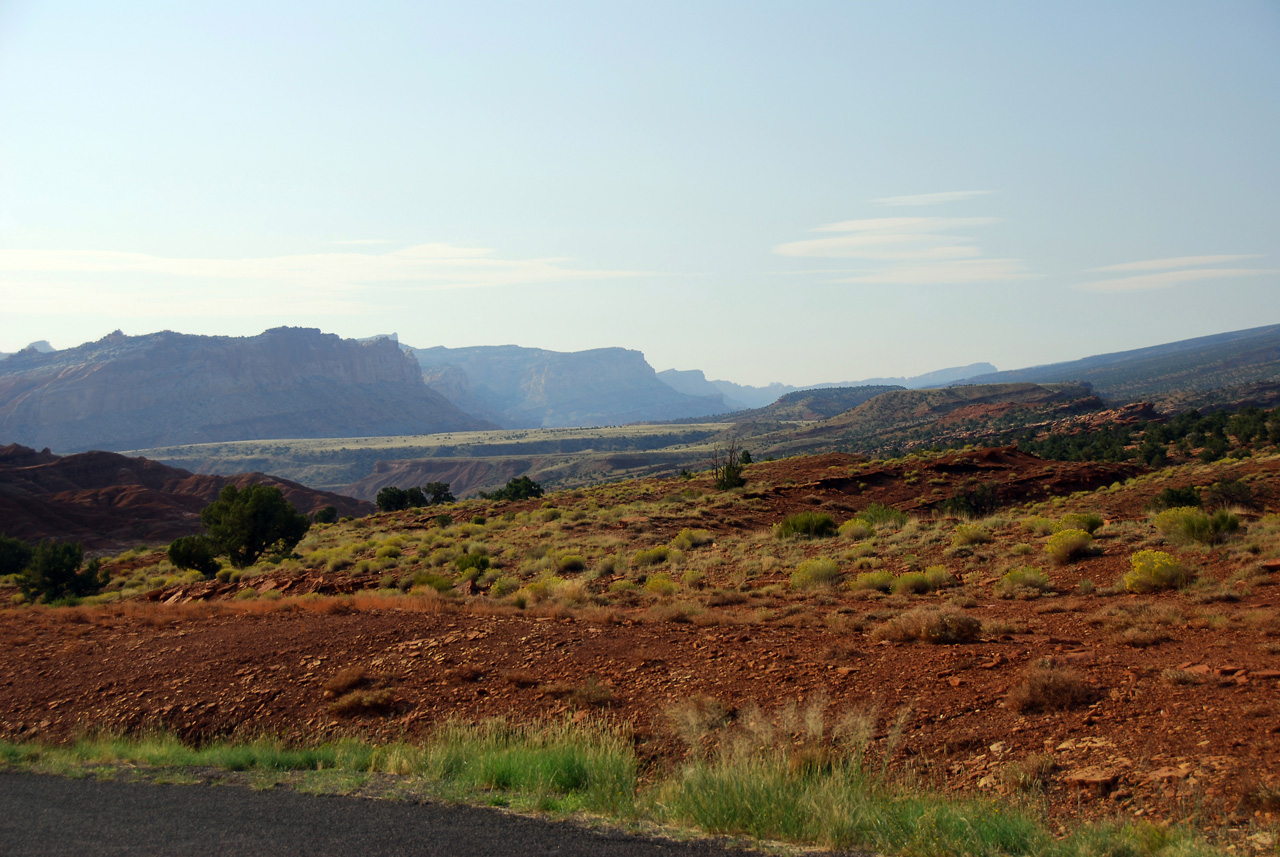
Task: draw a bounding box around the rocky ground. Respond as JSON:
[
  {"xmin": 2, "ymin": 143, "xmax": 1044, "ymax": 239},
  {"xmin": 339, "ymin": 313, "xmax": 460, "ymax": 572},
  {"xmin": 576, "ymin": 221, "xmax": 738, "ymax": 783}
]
[{"xmin": 2, "ymin": 449, "xmax": 1278, "ymax": 849}]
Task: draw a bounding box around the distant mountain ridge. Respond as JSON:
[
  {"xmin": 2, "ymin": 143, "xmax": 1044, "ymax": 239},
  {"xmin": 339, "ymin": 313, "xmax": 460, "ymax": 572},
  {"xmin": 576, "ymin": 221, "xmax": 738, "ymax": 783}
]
[
  {"xmin": 0, "ymin": 327, "xmax": 491, "ymax": 453},
  {"xmin": 955, "ymin": 325, "xmax": 1280, "ymax": 407},
  {"xmin": 658, "ymin": 362, "xmax": 998, "ymax": 409},
  {"xmin": 406, "ymin": 344, "xmax": 730, "ymax": 428}
]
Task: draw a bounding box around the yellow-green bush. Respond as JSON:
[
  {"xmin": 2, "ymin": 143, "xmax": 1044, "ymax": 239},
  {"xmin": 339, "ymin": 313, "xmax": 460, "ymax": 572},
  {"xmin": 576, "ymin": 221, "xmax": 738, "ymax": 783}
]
[
  {"xmin": 1058, "ymin": 512, "xmax": 1104, "ymax": 534},
  {"xmin": 951, "ymin": 524, "xmax": 991, "ymax": 547},
  {"xmin": 1045, "ymin": 529, "xmax": 1094, "ymax": 565},
  {"xmin": 670, "ymin": 529, "xmax": 714, "ymax": 551},
  {"xmin": 644, "ymin": 573, "xmax": 678, "ymax": 596},
  {"xmin": 849, "ymin": 570, "xmax": 893, "ymax": 592},
  {"xmin": 633, "ymin": 546, "xmax": 670, "ymax": 567},
  {"xmin": 838, "ymin": 519, "xmax": 874, "ymax": 540},
  {"xmin": 1122, "ymin": 550, "xmax": 1195, "ymax": 593},
  {"xmin": 1153, "ymin": 506, "xmax": 1240, "ymax": 546}
]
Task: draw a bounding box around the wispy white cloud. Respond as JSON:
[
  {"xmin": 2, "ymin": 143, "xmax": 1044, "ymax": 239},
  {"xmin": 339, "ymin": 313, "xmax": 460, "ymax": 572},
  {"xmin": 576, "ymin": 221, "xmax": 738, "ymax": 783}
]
[
  {"xmin": 1090, "ymin": 254, "xmax": 1262, "ymax": 273},
  {"xmin": 873, "ymin": 190, "xmax": 993, "ymax": 207},
  {"xmin": 333, "ymin": 238, "xmax": 394, "ymax": 246},
  {"xmin": 1079, "ymin": 255, "xmax": 1274, "ymax": 292},
  {"xmin": 773, "ymin": 214, "xmax": 1028, "ymax": 285},
  {"xmin": 0, "ymin": 244, "xmax": 638, "ymax": 317}
]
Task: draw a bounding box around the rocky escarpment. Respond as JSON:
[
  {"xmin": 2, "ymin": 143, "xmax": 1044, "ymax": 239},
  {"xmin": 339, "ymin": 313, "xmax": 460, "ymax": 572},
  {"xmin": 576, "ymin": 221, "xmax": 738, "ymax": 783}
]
[
  {"xmin": 0, "ymin": 328, "xmax": 493, "ymax": 452},
  {"xmin": 408, "ymin": 344, "xmax": 729, "ymax": 428},
  {"xmin": 0, "ymin": 443, "xmax": 372, "ymax": 550}
]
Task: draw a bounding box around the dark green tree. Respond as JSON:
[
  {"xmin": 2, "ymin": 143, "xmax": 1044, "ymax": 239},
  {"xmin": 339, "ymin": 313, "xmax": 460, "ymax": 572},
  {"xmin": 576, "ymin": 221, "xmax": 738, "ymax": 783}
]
[
  {"xmin": 312, "ymin": 505, "xmax": 338, "ymax": 524},
  {"xmin": 376, "ymin": 486, "xmax": 409, "ymax": 512},
  {"xmin": 201, "ymin": 483, "xmax": 310, "ymax": 568},
  {"xmin": 0, "ymin": 534, "xmax": 33, "ymax": 578},
  {"xmin": 480, "ymin": 475, "xmax": 545, "ymax": 501},
  {"xmin": 168, "ymin": 535, "xmax": 220, "ymax": 577},
  {"xmin": 423, "ymin": 481, "xmax": 456, "ymax": 505},
  {"xmin": 18, "ymin": 540, "xmax": 104, "ymax": 602}
]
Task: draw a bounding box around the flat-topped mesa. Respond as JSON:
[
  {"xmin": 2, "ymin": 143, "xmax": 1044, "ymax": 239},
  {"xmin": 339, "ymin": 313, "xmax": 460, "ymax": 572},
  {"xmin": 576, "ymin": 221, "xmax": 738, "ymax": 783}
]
[
  {"xmin": 0, "ymin": 327, "xmax": 493, "ymax": 453},
  {"xmin": 408, "ymin": 343, "xmax": 729, "ymax": 428}
]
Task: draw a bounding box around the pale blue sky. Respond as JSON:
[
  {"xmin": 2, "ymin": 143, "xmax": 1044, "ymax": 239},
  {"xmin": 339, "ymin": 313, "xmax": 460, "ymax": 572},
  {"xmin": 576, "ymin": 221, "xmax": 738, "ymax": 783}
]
[{"xmin": 1, "ymin": 1, "xmax": 1277, "ymax": 385}]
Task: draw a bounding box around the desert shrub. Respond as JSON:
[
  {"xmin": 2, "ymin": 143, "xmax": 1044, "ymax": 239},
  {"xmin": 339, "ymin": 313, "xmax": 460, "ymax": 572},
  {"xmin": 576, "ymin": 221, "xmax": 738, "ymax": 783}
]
[
  {"xmin": 557, "ymin": 554, "xmax": 586, "ymax": 573},
  {"xmin": 891, "ymin": 572, "xmax": 930, "ymax": 595},
  {"xmin": 644, "ymin": 573, "xmax": 678, "ymax": 596},
  {"xmin": 858, "ymin": 503, "xmax": 907, "ymax": 528},
  {"xmin": 850, "ymin": 570, "xmax": 893, "ymax": 592},
  {"xmin": 871, "ymin": 606, "xmax": 981, "ymax": 644},
  {"xmin": 1021, "ymin": 516, "xmax": 1056, "ymax": 536},
  {"xmin": 375, "ymin": 544, "xmax": 402, "ymax": 559},
  {"xmin": 670, "ymin": 529, "xmax": 714, "ymax": 551},
  {"xmin": 838, "ymin": 519, "xmax": 875, "ymax": 540},
  {"xmin": 633, "ymin": 546, "xmax": 670, "ymax": 567},
  {"xmin": 922, "ymin": 565, "xmax": 954, "ymax": 590},
  {"xmin": 1044, "ymin": 529, "xmax": 1094, "ymax": 565},
  {"xmin": 1058, "ymin": 512, "xmax": 1103, "ymax": 534},
  {"xmin": 775, "ymin": 512, "xmax": 837, "ymax": 540},
  {"xmin": 18, "ymin": 540, "xmax": 105, "ymax": 602},
  {"xmin": 0, "ymin": 534, "xmax": 34, "ymax": 578},
  {"xmin": 681, "ymin": 569, "xmax": 705, "ymax": 589},
  {"xmin": 789, "ymin": 558, "xmax": 841, "ymax": 590},
  {"xmin": 1204, "ymin": 479, "xmax": 1253, "ymax": 510},
  {"xmin": 490, "ymin": 576, "xmax": 521, "ymax": 597},
  {"xmin": 1150, "ymin": 486, "xmax": 1201, "ymax": 511},
  {"xmin": 951, "ymin": 524, "xmax": 991, "ymax": 547},
  {"xmin": 1122, "ymin": 550, "xmax": 1195, "ymax": 593},
  {"xmin": 1006, "ymin": 667, "xmax": 1096, "ymax": 712},
  {"xmin": 1154, "ymin": 506, "xmax": 1239, "ymax": 546},
  {"xmin": 167, "ymin": 535, "xmax": 220, "ymax": 578},
  {"xmin": 994, "ymin": 566, "xmax": 1051, "ymax": 599},
  {"xmin": 312, "ymin": 506, "xmax": 338, "ymax": 524},
  {"xmin": 456, "ymin": 552, "xmax": 490, "ymax": 573}
]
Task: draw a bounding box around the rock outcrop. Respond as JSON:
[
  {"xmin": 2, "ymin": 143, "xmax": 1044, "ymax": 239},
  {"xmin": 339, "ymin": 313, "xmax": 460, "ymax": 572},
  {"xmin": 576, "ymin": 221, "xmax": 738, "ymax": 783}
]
[
  {"xmin": 0, "ymin": 328, "xmax": 493, "ymax": 452},
  {"xmin": 0, "ymin": 443, "xmax": 372, "ymax": 550},
  {"xmin": 408, "ymin": 344, "xmax": 729, "ymax": 428}
]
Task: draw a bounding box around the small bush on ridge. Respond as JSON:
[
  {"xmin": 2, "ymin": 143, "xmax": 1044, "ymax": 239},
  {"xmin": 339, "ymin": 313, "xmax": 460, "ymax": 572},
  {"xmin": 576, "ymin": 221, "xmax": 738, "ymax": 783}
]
[
  {"xmin": 1123, "ymin": 550, "xmax": 1195, "ymax": 593},
  {"xmin": 775, "ymin": 512, "xmax": 837, "ymax": 540},
  {"xmin": 1045, "ymin": 529, "xmax": 1094, "ymax": 565}
]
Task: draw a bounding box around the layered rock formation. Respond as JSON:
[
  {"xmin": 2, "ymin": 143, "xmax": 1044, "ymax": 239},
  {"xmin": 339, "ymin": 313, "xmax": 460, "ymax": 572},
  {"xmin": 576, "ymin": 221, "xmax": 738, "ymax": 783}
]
[
  {"xmin": 408, "ymin": 344, "xmax": 729, "ymax": 428},
  {"xmin": 0, "ymin": 328, "xmax": 492, "ymax": 452},
  {"xmin": 0, "ymin": 443, "xmax": 371, "ymax": 550}
]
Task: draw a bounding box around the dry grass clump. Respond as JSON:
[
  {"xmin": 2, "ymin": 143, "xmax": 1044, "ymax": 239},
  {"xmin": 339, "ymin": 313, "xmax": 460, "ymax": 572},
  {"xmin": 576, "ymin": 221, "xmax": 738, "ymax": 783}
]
[
  {"xmin": 324, "ymin": 666, "xmax": 370, "ymax": 696},
  {"xmin": 994, "ymin": 566, "xmax": 1051, "ymax": 599},
  {"xmin": 951, "ymin": 524, "xmax": 991, "ymax": 547},
  {"xmin": 1006, "ymin": 667, "xmax": 1097, "ymax": 712},
  {"xmin": 789, "ymin": 558, "xmax": 841, "ymax": 590},
  {"xmin": 1161, "ymin": 668, "xmax": 1202, "ymax": 686},
  {"xmin": 870, "ymin": 606, "xmax": 980, "ymax": 644},
  {"xmin": 849, "ymin": 570, "xmax": 893, "ymax": 592},
  {"xmin": 999, "ymin": 754, "xmax": 1059, "ymax": 792},
  {"xmin": 329, "ymin": 688, "xmax": 397, "ymax": 717}
]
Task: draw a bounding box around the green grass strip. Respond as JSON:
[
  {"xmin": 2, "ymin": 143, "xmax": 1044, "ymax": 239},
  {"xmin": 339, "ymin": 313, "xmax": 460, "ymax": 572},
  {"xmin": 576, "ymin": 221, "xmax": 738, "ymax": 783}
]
[{"xmin": 0, "ymin": 723, "xmax": 1224, "ymax": 857}]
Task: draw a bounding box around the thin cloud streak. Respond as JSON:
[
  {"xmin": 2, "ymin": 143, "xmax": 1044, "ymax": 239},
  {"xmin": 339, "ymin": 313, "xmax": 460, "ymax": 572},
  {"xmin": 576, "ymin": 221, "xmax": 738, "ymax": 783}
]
[
  {"xmin": 0, "ymin": 244, "xmax": 638, "ymax": 291},
  {"xmin": 1091, "ymin": 254, "xmax": 1262, "ymax": 272},
  {"xmin": 873, "ymin": 190, "xmax": 993, "ymax": 206},
  {"xmin": 774, "ymin": 212, "xmax": 1028, "ymax": 284},
  {"xmin": 1080, "ymin": 267, "xmax": 1277, "ymax": 292}
]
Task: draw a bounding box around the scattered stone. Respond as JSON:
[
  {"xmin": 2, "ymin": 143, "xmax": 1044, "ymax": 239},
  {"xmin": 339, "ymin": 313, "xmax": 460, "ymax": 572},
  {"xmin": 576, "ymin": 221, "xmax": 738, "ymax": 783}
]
[{"xmin": 1063, "ymin": 767, "xmax": 1120, "ymax": 796}]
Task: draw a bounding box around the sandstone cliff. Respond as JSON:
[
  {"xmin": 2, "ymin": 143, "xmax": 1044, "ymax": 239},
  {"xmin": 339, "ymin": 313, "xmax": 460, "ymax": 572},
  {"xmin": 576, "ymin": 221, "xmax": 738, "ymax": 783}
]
[
  {"xmin": 407, "ymin": 344, "xmax": 729, "ymax": 428},
  {"xmin": 0, "ymin": 443, "xmax": 371, "ymax": 550},
  {"xmin": 0, "ymin": 328, "xmax": 493, "ymax": 452}
]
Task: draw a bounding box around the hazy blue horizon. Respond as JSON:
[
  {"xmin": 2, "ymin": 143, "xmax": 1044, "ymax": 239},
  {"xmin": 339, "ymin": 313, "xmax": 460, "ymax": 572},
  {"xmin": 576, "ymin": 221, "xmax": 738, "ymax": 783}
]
[{"xmin": 2, "ymin": 1, "xmax": 1277, "ymax": 386}]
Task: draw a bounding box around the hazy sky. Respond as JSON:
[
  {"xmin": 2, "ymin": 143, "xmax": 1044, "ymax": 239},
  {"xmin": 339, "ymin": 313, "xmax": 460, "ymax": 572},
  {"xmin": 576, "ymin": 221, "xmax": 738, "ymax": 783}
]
[{"xmin": 2, "ymin": 1, "xmax": 1277, "ymax": 386}]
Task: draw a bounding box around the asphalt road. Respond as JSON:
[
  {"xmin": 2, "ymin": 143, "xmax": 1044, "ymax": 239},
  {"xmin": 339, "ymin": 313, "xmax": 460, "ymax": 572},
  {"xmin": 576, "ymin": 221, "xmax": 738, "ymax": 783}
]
[{"xmin": 0, "ymin": 772, "xmax": 786, "ymax": 857}]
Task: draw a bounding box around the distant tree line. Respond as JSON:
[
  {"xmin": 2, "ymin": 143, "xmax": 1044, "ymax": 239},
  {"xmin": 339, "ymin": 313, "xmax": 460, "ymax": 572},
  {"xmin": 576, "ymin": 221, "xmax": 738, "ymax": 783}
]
[{"xmin": 376, "ymin": 481, "xmax": 456, "ymax": 512}]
